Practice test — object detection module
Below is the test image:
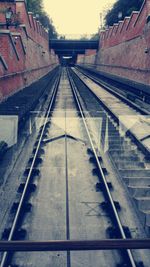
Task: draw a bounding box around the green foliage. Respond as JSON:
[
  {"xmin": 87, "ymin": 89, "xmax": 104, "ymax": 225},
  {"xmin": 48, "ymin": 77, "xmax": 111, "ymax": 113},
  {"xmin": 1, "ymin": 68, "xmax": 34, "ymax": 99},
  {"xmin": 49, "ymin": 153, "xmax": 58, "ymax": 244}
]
[
  {"xmin": 105, "ymin": 0, "xmax": 143, "ymax": 26},
  {"xmin": 79, "ymin": 34, "xmax": 90, "ymax": 40},
  {"xmin": 59, "ymin": 35, "xmax": 66, "ymax": 39},
  {"xmin": 90, "ymin": 33, "xmax": 99, "ymax": 40},
  {"xmin": 79, "ymin": 33, "xmax": 99, "ymax": 40},
  {"xmin": 26, "ymin": 0, "xmax": 58, "ymax": 39},
  {"xmin": 26, "ymin": 0, "xmax": 43, "ymax": 15}
]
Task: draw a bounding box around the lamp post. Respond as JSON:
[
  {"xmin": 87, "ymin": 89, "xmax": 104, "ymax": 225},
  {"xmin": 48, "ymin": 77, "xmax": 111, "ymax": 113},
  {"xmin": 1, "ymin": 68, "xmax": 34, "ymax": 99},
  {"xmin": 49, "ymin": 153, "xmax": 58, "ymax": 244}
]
[
  {"xmin": 118, "ymin": 11, "xmax": 123, "ymax": 20},
  {"xmin": 5, "ymin": 7, "xmax": 13, "ymax": 29},
  {"xmin": 99, "ymin": 13, "xmax": 103, "ymax": 30},
  {"xmin": 35, "ymin": 14, "xmax": 40, "ymax": 20}
]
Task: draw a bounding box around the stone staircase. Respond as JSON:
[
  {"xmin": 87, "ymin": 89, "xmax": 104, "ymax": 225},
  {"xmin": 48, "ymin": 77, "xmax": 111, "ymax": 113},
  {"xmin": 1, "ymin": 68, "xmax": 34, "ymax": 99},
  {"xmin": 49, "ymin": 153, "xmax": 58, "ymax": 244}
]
[{"xmin": 104, "ymin": 119, "xmax": 150, "ymax": 234}]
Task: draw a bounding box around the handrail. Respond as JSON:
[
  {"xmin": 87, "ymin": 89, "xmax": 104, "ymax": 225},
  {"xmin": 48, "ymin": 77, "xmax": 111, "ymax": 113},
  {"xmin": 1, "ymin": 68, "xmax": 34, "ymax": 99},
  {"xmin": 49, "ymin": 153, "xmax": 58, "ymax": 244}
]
[{"xmin": 0, "ymin": 239, "xmax": 149, "ymax": 252}]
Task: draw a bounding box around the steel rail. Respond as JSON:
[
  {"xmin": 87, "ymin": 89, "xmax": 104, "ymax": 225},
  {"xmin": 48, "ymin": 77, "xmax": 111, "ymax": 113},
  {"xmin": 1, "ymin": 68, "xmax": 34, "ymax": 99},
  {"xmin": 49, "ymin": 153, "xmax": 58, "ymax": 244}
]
[
  {"xmin": 67, "ymin": 69, "xmax": 137, "ymax": 267},
  {"xmin": 64, "ymin": 100, "xmax": 71, "ymax": 267},
  {"xmin": 0, "ymin": 70, "xmax": 61, "ymax": 267},
  {"xmin": 76, "ymin": 66, "xmax": 150, "ymax": 115},
  {"xmin": 0, "ymin": 239, "xmax": 150, "ymax": 252}
]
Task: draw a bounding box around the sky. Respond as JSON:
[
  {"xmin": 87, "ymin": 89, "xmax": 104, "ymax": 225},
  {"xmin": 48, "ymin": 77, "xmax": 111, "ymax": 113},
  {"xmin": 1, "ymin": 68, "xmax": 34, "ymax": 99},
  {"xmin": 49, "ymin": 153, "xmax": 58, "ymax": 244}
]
[{"xmin": 43, "ymin": 0, "xmax": 116, "ymax": 37}]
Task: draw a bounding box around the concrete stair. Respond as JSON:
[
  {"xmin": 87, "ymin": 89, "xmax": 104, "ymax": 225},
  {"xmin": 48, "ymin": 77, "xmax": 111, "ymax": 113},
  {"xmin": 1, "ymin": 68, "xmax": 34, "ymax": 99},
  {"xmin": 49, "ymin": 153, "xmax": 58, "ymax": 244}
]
[
  {"xmin": 123, "ymin": 177, "xmax": 150, "ymax": 186},
  {"xmin": 119, "ymin": 170, "xmax": 150, "ymax": 177},
  {"xmin": 140, "ymin": 210, "xmax": 150, "ymax": 228},
  {"xmin": 108, "ymin": 140, "xmax": 128, "ymax": 145},
  {"xmin": 107, "ymin": 136, "xmax": 125, "ymax": 141},
  {"xmin": 108, "ymin": 144, "xmax": 136, "ymax": 151},
  {"xmin": 112, "ymin": 155, "xmax": 140, "ymax": 161},
  {"xmin": 105, "ymin": 120, "xmax": 150, "ymax": 233},
  {"xmin": 109, "ymin": 150, "xmax": 138, "ymax": 157},
  {"xmin": 108, "ymin": 146, "xmax": 137, "ymax": 152},
  {"xmin": 128, "ymin": 185, "xmax": 150, "ymax": 197},
  {"xmin": 134, "ymin": 196, "xmax": 150, "ymax": 210},
  {"xmin": 116, "ymin": 161, "xmax": 145, "ymax": 169}
]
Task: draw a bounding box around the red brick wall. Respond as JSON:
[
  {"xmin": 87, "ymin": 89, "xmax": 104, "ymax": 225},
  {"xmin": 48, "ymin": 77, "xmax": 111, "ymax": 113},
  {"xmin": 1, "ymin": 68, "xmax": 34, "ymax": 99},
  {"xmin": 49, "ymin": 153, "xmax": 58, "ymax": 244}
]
[
  {"xmin": 0, "ymin": 0, "xmax": 58, "ymax": 102},
  {"xmin": 0, "ymin": 2, "xmax": 16, "ymax": 23},
  {"xmin": 100, "ymin": 0, "xmax": 150, "ymax": 49},
  {"xmin": 77, "ymin": 50, "xmax": 97, "ymax": 65},
  {"xmin": 96, "ymin": 35, "xmax": 148, "ymax": 84},
  {"xmin": 79, "ymin": 0, "xmax": 150, "ymax": 87}
]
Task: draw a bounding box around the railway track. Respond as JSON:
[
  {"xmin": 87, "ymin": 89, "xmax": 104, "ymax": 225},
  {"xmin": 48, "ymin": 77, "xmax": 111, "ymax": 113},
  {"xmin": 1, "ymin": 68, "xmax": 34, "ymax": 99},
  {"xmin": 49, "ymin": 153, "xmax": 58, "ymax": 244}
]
[
  {"xmin": 0, "ymin": 67, "xmax": 149, "ymax": 267},
  {"xmin": 69, "ymin": 67, "xmax": 150, "ymax": 235},
  {"xmin": 76, "ymin": 65, "xmax": 150, "ymax": 110},
  {"xmin": 68, "ymin": 69, "xmax": 139, "ymax": 267},
  {"xmin": 0, "ymin": 67, "xmax": 61, "ymax": 245},
  {"xmin": 0, "ymin": 71, "xmax": 61, "ymax": 267}
]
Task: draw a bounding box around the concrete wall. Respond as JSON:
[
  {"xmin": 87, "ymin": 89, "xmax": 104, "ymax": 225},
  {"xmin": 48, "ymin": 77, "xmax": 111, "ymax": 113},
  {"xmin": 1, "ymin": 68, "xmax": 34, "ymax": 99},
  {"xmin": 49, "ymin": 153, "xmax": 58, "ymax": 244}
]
[
  {"xmin": 77, "ymin": 0, "xmax": 150, "ymax": 87},
  {"xmin": 0, "ymin": 0, "xmax": 58, "ymax": 101}
]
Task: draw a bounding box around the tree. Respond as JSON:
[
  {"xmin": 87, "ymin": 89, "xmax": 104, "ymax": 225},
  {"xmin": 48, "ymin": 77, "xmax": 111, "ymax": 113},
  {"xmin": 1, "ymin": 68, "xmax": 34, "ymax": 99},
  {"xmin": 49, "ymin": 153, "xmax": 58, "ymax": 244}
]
[
  {"xmin": 79, "ymin": 34, "xmax": 90, "ymax": 40},
  {"xmin": 26, "ymin": 0, "xmax": 43, "ymax": 15},
  {"xmin": 105, "ymin": 0, "xmax": 143, "ymax": 26},
  {"xmin": 26, "ymin": 0, "xmax": 58, "ymax": 39},
  {"xmin": 38, "ymin": 11, "xmax": 58, "ymax": 39},
  {"xmin": 90, "ymin": 33, "xmax": 99, "ymax": 40}
]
